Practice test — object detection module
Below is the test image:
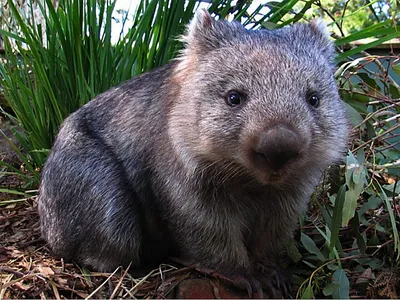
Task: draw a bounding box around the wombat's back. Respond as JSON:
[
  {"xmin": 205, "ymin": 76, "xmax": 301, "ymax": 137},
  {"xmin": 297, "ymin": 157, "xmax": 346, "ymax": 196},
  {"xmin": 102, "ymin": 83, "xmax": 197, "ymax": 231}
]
[{"xmin": 38, "ymin": 63, "xmax": 177, "ymax": 271}]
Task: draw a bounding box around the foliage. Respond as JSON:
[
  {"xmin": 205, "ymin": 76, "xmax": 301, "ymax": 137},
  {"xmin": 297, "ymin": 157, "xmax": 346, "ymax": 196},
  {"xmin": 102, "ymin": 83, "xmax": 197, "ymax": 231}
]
[
  {"xmin": 0, "ymin": 0, "xmax": 399, "ymax": 298},
  {"xmin": 308, "ymin": 0, "xmax": 396, "ymax": 35},
  {"xmin": 294, "ymin": 54, "xmax": 400, "ymax": 298}
]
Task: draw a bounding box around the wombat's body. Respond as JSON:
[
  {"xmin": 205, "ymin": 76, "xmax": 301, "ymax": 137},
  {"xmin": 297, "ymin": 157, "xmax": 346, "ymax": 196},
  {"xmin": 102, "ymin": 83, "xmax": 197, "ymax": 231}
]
[{"xmin": 38, "ymin": 10, "xmax": 348, "ymax": 296}]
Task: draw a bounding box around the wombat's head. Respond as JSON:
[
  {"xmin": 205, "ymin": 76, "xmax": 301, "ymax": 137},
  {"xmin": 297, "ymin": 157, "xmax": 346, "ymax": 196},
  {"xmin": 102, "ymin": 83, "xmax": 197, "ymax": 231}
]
[{"xmin": 168, "ymin": 10, "xmax": 349, "ymax": 186}]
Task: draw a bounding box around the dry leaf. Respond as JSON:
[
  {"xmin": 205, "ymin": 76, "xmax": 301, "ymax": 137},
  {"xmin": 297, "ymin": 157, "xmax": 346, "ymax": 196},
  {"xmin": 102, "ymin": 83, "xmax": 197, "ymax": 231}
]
[{"xmin": 36, "ymin": 266, "xmax": 55, "ymax": 278}]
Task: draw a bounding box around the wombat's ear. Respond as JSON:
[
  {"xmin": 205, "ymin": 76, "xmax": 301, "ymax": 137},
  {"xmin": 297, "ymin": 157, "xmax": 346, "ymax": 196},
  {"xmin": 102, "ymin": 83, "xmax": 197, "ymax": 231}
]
[
  {"xmin": 181, "ymin": 9, "xmax": 238, "ymax": 54},
  {"xmin": 308, "ymin": 19, "xmax": 336, "ymax": 63},
  {"xmin": 174, "ymin": 10, "xmax": 217, "ymax": 77},
  {"xmin": 181, "ymin": 9, "xmax": 218, "ymax": 53},
  {"xmin": 186, "ymin": 9, "xmax": 214, "ymax": 44}
]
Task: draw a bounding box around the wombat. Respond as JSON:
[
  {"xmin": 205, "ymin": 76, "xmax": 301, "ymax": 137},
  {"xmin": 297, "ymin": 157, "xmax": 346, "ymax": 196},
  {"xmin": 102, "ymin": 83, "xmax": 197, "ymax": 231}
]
[{"xmin": 38, "ymin": 9, "xmax": 349, "ymax": 297}]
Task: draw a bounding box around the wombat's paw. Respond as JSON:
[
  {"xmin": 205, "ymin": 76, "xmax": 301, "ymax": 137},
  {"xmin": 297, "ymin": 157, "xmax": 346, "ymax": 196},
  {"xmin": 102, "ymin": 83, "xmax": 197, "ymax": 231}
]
[
  {"xmin": 197, "ymin": 267, "xmax": 264, "ymax": 298},
  {"xmin": 219, "ymin": 272, "xmax": 264, "ymax": 298},
  {"xmin": 255, "ymin": 262, "xmax": 292, "ymax": 298}
]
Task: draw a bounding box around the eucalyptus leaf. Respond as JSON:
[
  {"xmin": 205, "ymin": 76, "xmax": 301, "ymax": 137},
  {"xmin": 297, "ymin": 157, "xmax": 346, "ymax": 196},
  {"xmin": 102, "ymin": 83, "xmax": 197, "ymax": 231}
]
[
  {"xmin": 357, "ymin": 73, "xmax": 380, "ymax": 91},
  {"xmin": 350, "ymin": 214, "xmax": 366, "ymax": 255},
  {"xmin": 301, "ymin": 284, "xmax": 314, "ymax": 299},
  {"xmin": 332, "ymin": 269, "xmax": 350, "ymax": 299},
  {"xmin": 286, "ymin": 239, "xmax": 302, "ymax": 263},
  {"xmin": 330, "ymin": 184, "xmax": 346, "ymax": 251},
  {"xmin": 343, "ymin": 151, "xmax": 367, "ymax": 226},
  {"xmin": 383, "ymin": 183, "xmax": 400, "ymax": 195},
  {"xmin": 343, "ymin": 102, "xmax": 364, "ymax": 127},
  {"xmin": 392, "ymin": 61, "xmax": 400, "ymax": 76},
  {"xmin": 322, "ymin": 283, "xmax": 340, "ymax": 296},
  {"xmin": 301, "ymin": 233, "xmax": 325, "ymax": 261},
  {"xmin": 358, "ymin": 196, "xmax": 382, "ymax": 216},
  {"xmin": 379, "ymin": 185, "xmax": 400, "ymax": 256},
  {"xmin": 302, "ymin": 260, "xmax": 317, "ymax": 269},
  {"xmin": 388, "ymin": 83, "xmax": 400, "ymax": 98}
]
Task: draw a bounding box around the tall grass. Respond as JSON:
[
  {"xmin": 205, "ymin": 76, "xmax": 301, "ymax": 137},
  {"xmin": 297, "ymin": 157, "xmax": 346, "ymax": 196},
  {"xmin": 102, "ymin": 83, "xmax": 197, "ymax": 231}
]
[
  {"xmin": 0, "ymin": 0, "xmax": 200, "ymax": 169},
  {"xmin": 1, "ymin": 0, "xmax": 397, "ymax": 174}
]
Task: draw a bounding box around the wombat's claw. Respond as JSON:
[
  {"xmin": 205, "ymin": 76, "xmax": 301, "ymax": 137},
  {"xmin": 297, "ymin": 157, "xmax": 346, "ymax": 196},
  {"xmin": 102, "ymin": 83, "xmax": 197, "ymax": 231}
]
[
  {"xmin": 197, "ymin": 268, "xmax": 264, "ymax": 298},
  {"xmin": 255, "ymin": 263, "xmax": 292, "ymax": 298},
  {"xmin": 222, "ymin": 275, "xmax": 264, "ymax": 299}
]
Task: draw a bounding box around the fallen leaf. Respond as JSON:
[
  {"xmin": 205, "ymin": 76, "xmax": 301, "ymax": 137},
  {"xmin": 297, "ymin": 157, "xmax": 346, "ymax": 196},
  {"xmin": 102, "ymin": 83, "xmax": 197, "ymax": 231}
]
[
  {"xmin": 14, "ymin": 281, "xmax": 32, "ymax": 291},
  {"xmin": 36, "ymin": 266, "xmax": 55, "ymax": 278}
]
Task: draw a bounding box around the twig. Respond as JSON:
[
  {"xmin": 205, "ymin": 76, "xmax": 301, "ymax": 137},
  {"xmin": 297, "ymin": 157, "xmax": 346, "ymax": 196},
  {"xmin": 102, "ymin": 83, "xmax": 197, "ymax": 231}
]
[
  {"xmin": 374, "ymin": 140, "xmax": 400, "ymax": 153},
  {"xmin": 371, "ymin": 239, "xmax": 393, "ymax": 256},
  {"xmin": 340, "ymin": 254, "xmax": 370, "ymax": 261},
  {"xmin": 85, "ymin": 267, "xmax": 121, "ymax": 300},
  {"xmin": 18, "ymin": 238, "xmax": 45, "ymax": 248},
  {"xmin": 314, "ymin": 0, "xmax": 345, "ymax": 37},
  {"xmin": 125, "ymin": 268, "xmax": 158, "ymax": 297},
  {"xmin": 0, "ymin": 267, "xmax": 25, "ymax": 277},
  {"xmin": 352, "ymin": 103, "xmax": 398, "ymax": 130},
  {"xmin": 353, "ymin": 123, "xmax": 400, "ymax": 152},
  {"xmin": 340, "ymin": 0, "xmax": 351, "ymax": 30},
  {"xmin": 49, "ymin": 279, "xmax": 61, "ymax": 300},
  {"xmin": 110, "ymin": 263, "xmax": 131, "ymax": 300},
  {"xmin": 373, "ymin": 113, "xmax": 400, "ymax": 127},
  {"xmin": 368, "ymin": 99, "xmax": 400, "ymax": 105},
  {"xmin": 365, "ymin": 0, "xmax": 381, "ymax": 22}
]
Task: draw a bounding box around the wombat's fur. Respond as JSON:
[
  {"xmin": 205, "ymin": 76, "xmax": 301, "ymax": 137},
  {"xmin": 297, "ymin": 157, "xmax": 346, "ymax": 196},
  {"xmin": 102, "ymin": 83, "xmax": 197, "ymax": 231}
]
[{"xmin": 38, "ymin": 10, "xmax": 349, "ymax": 296}]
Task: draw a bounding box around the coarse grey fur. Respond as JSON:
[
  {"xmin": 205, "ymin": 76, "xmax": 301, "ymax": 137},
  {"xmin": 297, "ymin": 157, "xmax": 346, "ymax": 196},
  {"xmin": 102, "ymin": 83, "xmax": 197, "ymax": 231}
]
[{"xmin": 38, "ymin": 10, "xmax": 349, "ymax": 295}]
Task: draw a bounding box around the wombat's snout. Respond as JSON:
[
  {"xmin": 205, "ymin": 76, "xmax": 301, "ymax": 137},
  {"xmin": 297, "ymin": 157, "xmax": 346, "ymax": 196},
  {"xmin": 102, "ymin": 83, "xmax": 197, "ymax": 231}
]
[{"xmin": 251, "ymin": 125, "xmax": 302, "ymax": 172}]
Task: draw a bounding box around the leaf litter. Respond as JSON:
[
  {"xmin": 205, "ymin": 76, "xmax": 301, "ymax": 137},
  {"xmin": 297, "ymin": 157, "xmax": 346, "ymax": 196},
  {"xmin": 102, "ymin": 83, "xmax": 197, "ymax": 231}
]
[{"xmin": 0, "ymin": 193, "xmax": 197, "ymax": 299}]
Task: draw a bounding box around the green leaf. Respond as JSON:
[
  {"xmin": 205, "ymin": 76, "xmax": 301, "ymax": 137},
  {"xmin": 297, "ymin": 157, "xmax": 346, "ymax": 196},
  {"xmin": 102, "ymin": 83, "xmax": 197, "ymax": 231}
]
[
  {"xmin": 322, "ymin": 283, "xmax": 340, "ymax": 296},
  {"xmin": 302, "ymin": 260, "xmax": 317, "ymax": 269},
  {"xmin": 286, "ymin": 239, "xmax": 302, "ymax": 263},
  {"xmin": 332, "ymin": 269, "xmax": 350, "ymax": 299},
  {"xmin": 343, "ymin": 151, "xmax": 366, "ymax": 226},
  {"xmin": 358, "ymin": 196, "xmax": 382, "ymax": 215},
  {"xmin": 301, "ymin": 284, "xmax": 314, "ymax": 299},
  {"xmin": 378, "ymin": 184, "xmax": 400, "ymax": 258},
  {"xmin": 392, "ymin": 61, "xmax": 400, "ymax": 76},
  {"xmin": 0, "ymin": 189, "xmax": 30, "ymax": 197},
  {"xmin": 335, "ymin": 20, "xmax": 395, "ymax": 46},
  {"xmin": 330, "ymin": 184, "xmax": 346, "ymax": 251},
  {"xmin": 0, "ymin": 198, "xmax": 31, "ymax": 206},
  {"xmin": 383, "ymin": 183, "xmax": 400, "ymax": 196},
  {"xmin": 357, "ymin": 73, "xmax": 380, "ymax": 91},
  {"xmin": 356, "ymin": 148, "xmax": 365, "ymax": 165},
  {"xmin": 388, "ymin": 83, "xmax": 400, "ymax": 98},
  {"xmin": 343, "ymin": 102, "xmax": 364, "ymax": 127},
  {"xmin": 318, "ymin": 202, "xmax": 332, "ymax": 229},
  {"xmin": 301, "ymin": 233, "xmax": 325, "ymax": 261},
  {"xmin": 350, "ymin": 213, "xmax": 366, "ymax": 255},
  {"xmin": 337, "ymin": 33, "xmax": 399, "ymax": 60}
]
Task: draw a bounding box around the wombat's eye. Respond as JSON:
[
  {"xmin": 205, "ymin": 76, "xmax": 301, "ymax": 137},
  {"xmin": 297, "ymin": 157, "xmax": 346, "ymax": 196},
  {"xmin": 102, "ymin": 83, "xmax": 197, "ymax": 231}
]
[
  {"xmin": 226, "ymin": 91, "xmax": 243, "ymax": 107},
  {"xmin": 307, "ymin": 93, "xmax": 320, "ymax": 107}
]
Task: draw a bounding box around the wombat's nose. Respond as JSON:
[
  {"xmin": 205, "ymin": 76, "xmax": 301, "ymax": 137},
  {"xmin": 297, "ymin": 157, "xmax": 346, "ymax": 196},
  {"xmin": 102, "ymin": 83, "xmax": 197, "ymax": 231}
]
[{"xmin": 252, "ymin": 125, "xmax": 301, "ymax": 171}]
